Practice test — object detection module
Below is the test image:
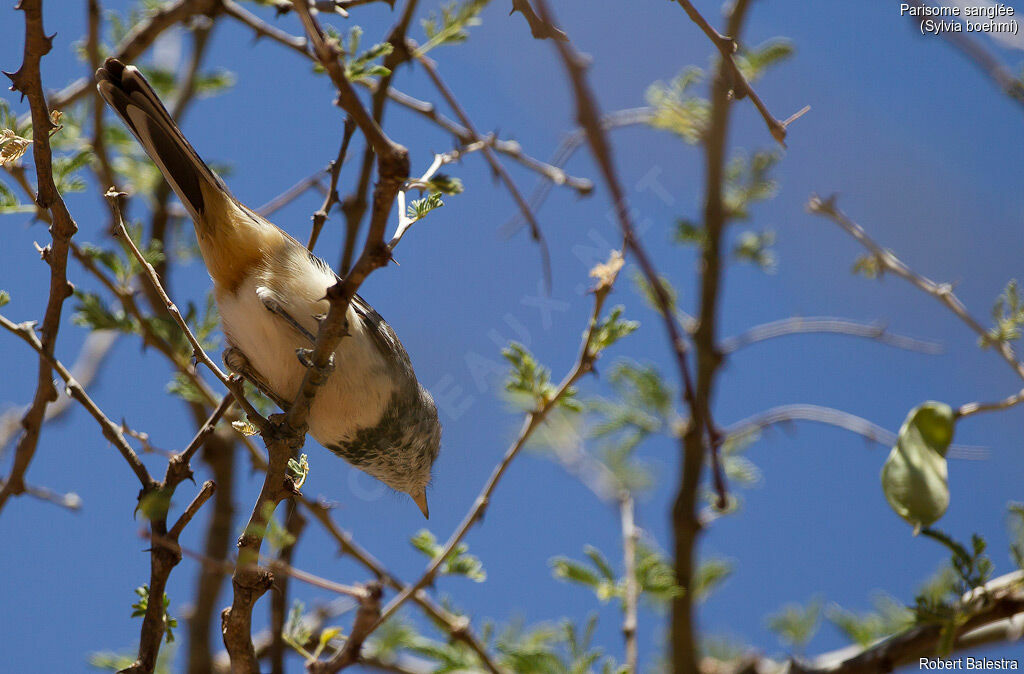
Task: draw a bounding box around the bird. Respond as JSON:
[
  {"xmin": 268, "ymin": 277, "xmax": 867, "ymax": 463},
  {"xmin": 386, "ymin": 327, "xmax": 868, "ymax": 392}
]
[{"xmin": 96, "ymin": 58, "xmax": 440, "ymax": 518}]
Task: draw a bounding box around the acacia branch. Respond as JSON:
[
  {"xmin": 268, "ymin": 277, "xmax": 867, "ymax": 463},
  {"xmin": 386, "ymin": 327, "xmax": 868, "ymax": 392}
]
[
  {"xmin": 124, "ymin": 396, "xmax": 233, "ymax": 673},
  {"xmin": 308, "ymin": 119, "xmax": 356, "ymax": 251},
  {"xmin": 221, "ymin": 3, "xmax": 411, "ymax": 667},
  {"xmin": 414, "ymin": 50, "xmax": 552, "ymax": 287},
  {"xmin": 339, "ymin": 0, "xmax": 418, "ymax": 274},
  {"xmin": 371, "ymin": 84, "xmax": 593, "ymax": 195},
  {"xmin": 786, "ymin": 572, "xmax": 1024, "ymax": 674},
  {"xmin": 904, "ymin": 0, "xmax": 1024, "ymax": 110},
  {"xmin": 371, "ymin": 251, "xmax": 625, "ymax": 652},
  {"xmin": 107, "ymin": 190, "xmax": 265, "ymax": 427},
  {"xmin": 18, "ymin": 0, "xmax": 221, "ymax": 125},
  {"xmin": 0, "ymin": 0, "xmax": 82, "ymax": 516},
  {"xmin": 0, "ymin": 328, "xmax": 118, "ymax": 452},
  {"xmin": 298, "ymin": 497, "xmax": 506, "ymax": 673},
  {"xmin": 0, "ymin": 313, "xmax": 151, "ymax": 490},
  {"xmin": 672, "ymin": 0, "xmax": 809, "ymax": 146},
  {"xmin": 807, "ymin": 195, "xmax": 1024, "ymax": 383}
]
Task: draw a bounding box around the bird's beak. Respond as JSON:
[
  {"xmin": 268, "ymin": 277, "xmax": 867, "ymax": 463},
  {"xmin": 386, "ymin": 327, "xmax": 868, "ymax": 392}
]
[{"xmin": 411, "ymin": 490, "xmax": 429, "ymax": 519}]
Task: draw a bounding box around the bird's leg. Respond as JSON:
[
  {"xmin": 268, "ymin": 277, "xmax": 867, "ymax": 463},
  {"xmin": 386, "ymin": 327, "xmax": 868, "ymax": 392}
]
[
  {"xmin": 257, "ymin": 289, "xmax": 317, "ymax": 344},
  {"xmin": 223, "ymin": 346, "xmax": 292, "ymax": 411}
]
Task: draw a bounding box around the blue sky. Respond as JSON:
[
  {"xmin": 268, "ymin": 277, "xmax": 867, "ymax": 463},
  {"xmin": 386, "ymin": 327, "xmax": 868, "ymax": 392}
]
[{"xmin": 1, "ymin": 1, "xmax": 1023, "ymax": 671}]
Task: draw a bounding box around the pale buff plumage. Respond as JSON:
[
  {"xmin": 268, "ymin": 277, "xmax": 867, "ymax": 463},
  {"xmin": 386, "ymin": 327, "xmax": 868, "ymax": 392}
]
[{"xmin": 96, "ymin": 58, "xmax": 439, "ymax": 516}]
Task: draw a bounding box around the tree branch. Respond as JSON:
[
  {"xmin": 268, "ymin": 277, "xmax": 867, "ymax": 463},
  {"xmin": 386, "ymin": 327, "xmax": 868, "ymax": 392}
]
[
  {"xmin": 0, "ymin": 0, "xmax": 82, "ymax": 515},
  {"xmin": 672, "ymin": 0, "xmax": 809, "ymax": 146},
  {"xmin": 807, "ymin": 195, "xmax": 1024, "ymax": 383},
  {"xmin": 787, "ymin": 572, "xmax": 1024, "ymax": 674}
]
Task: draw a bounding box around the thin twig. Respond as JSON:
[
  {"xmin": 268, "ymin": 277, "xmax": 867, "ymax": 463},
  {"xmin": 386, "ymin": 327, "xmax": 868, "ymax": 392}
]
[
  {"xmin": 415, "ymin": 50, "xmax": 552, "ymax": 288},
  {"xmin": 0, "ymin": 311, "xmax": 152, "ymax": 489},
  {"xmin": 375, "ymin": 251, "xmax": 624, "ymax": 634},
  {"xmin": 620, "ymin": 493, "xmax": 639, "ymax": 672},
  {"xmin": 0, "ymin": 328, "xmax": 118, "ymax": 451},
  {"xmin": 308, "ymin": 119, "xmax": 356, "ymax": 251},
  {"xmin": 18, "ymin": 0, "xmax": 221, "ymax": 126},
  {"xmin": 787, "ymin": 571, "xmax": 1024, "ymax": 674},
  {"xmin": 904, "ymin": 0, "xmax": 1024, "ymax": 109},
  {"xmin": 672, "ymin": 0, "xmax": 809, "ymax": 146},
  {"xmin": 298, "ymin": 497, "xmax": 506, "ymax": 674},
  {"xmin": 221, "ymin": 3, "xmax": 412, "ymax": 667},
  {"xmin": 106, "ymin": 189, "xmax": 267, "ymax": 430},
  {"xmin": 807, "ymin": 194, "xmax": 1024, "ymax": 383},
  {"xmin": 720, "ymin": 316, "xmax": 943, "ymax": 354}
]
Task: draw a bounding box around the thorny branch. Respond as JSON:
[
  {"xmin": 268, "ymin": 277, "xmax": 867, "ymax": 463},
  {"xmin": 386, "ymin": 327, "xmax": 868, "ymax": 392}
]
[
  {"xmin": 221, "ymin": 0, "xmax": 412, "ymax": 667},
  {"xmin": 672, "ymin": 0, "xmax": 809, "ymax": 146},
  {"xmin": 0, "ymin": 0, "xmax": 82, "ymax": 514},
  {"xmin": 414, "ymin": 49, "xmax": 553, "ymax": 288},
  {"xmin": 0, "ymin": 314, "xmax": 152, "ymax": 487},
  {"xmin": 369, "ymin": 250, "xmax": 627, "ymax": 656},
  {"xmin": 807, "ymin": 195, "xmax": 1024, "ymax": 419}
]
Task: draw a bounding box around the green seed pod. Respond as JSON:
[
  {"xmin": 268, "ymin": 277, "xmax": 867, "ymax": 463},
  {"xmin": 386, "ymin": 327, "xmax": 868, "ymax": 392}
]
[{"xmin": 881, "ymin": 401, "xmax": 955, "ymax": 532}]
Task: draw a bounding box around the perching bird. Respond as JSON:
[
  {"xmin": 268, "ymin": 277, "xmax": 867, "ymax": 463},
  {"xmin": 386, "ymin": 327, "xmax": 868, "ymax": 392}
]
[{"xmin": 96, "ymin": 58, "xmax": 440, "ymax": 517}]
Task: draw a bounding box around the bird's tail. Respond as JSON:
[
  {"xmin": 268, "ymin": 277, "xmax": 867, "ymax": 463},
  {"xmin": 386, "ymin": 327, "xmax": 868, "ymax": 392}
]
[{"xmin": 95, "ymin": 58, "xmax": 232, "ymax": 223}]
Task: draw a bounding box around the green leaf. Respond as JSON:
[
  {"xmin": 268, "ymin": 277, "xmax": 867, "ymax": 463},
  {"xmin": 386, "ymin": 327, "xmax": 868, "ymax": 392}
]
[
  {"xmin": 194, "ymin": 68, "xmax": 236, "ymax": 96},
  {"xmin": 645, "ymin": 67, "xmax": 709, "ymax": 143},
  {"xmin": 167, "ymin": 372, "xmax": 206, "ymax": 404},
  {"xmin": 0, "ymin": 290, "xmax": 9, "ymax": 307},
  {"xmin": 674, "ymin": 219, "xmax": 706, "ymax": 246},
  {"xmin": 826, "ymin": 593, "xmax": 914, "ymax": 647},
  {"xmin": 634, "ymin": 544, "xmax": 683, "ymax": 604},
  {"xmin": 981, "ymin": 279, "xmax": 1024, "ymax": 347},
  {"xmin": 72, "ymin": 291, "xmax": 135, "ymax": 333},
  {"xmin": 588, "ymin": 305, "xmax": 639, "ymax": 355},
  {"xmin": 631, "ymin": 270, "xmax": 678, "ymax": 317},
  {"xmin": 693, "ymin": 557, "xmax": 733, "ymax": 602},
  {"xmin": 732, "ymin": 229, "xmax": 776, "ymax": 273},
  {"xmin": 502, "ymin": 342, "xmax": 578, "ymax": 411},
  {"xmin": 136, "ymin": 488, "xmax": 171, "ymax": 522},
  {"xmin": 419, "ymin": 0, "xmax": 490, "ymax": 55},
  {"xmin": 426, "ymin": 173, "xmax": 464, "ymax": 195},
  {"xmin": 129, "ymin": 584, "xmax": 177, "ymax": 644},
  {"xmin": 245, "ymin": 501, "xmax": 295, "ymax": 552},
  {"xmin": 584, "ymin": 545, "xmax": 616, "ymax": 582},
  {"xmin": 766, "ymin": 596, "xmax": 822, "ymax": 652},
  {"xmin": 409, "ymin": 529, "xmax": 486, "ymax": 581},
  {"xmin": 0, "ymin": 180, "xmax": 33, "ymax": 214},
  {"xmin": 852, "ymin": 253, "xmax": 883, "ymax": 279},
  {"xmin": 723, "ymin": 151, "xmax": 779, "ymax": 220},
  {"xmin": 53, "ymin": 147, "xmax": 94, "ymax": 194},
  {"xmin": 406, "ymin": 192, "xmax": 444, "ymax": 222},
  {"xmin": 343, "ymin": 29, "xmax": 395, "ymax": 83},
  {"xmin": 734, "ymin": 39, "xmax": 795, "ymax": 82},
  {"xmin": 881, "ymin": 402, "xmax": 955, "ymax": 531}
]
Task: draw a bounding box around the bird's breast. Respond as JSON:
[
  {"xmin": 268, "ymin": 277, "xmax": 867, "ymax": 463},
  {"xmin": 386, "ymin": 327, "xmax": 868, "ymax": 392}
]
[{"xmin": 216, "ymin": 273, "xmax": 397, "ymax": 446}]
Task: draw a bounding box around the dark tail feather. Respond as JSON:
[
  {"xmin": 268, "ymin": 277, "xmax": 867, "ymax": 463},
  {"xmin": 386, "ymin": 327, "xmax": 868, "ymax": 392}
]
[{"xmin": 95, "ymin": 58, "xmax": 230, "ymax": 220}]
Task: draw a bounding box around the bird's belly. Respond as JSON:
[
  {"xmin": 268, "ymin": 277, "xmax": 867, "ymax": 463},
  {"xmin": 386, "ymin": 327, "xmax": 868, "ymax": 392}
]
[{"xmin": 216, "ymin": 280, "xmax": 396, "ymax": 447}]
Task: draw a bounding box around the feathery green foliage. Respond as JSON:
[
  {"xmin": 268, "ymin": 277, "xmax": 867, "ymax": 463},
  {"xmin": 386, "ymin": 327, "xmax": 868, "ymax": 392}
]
[
  {"xmin": 766, "ymin": 596, "xmax": 822, "ymax": 652},
  {"xmin": 130, "ymin": 585, "xmax": 178, "ymax": 644},
  {"xmin": 418, "ymin": 0, "xmax": 491, "ymax": 55},
  {"xmin": 982, "ymin": 279, "xmax": 1024, "ymax": 347},
  {"xmin": 410, "ymin": 529, "xmax": 487, "ymax": 581},
  {"xmin": 645, "ymin": 68, "xmax": 709, "ymax": 143}
]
